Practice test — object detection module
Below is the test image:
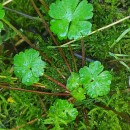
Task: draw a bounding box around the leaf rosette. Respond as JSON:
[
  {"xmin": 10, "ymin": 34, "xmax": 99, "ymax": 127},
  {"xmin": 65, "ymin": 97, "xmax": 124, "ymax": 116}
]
[
  {"xmin": 49, "ymin": 0, "xmax": 93, "ymax": 40},
  {"xmin": 67, "ymin": 61, "xmax": 112, "ymax": 99},
  {"xmin": 14, "ymin": 49, "xmax": 46, "ymax": 86}
]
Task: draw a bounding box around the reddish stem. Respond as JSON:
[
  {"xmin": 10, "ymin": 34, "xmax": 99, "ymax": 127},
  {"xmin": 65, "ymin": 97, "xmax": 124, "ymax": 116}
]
[
  {"xmin": 82, "ymin": 108, "xmax": 90, "ymax": 129},
  {"xmin": 43, "ymin": 74, "xmax": 68, "ymax": 91},
  {"xmin": 11, "ymin": 114, "xmax": 46, "ymax": 130},
  {"xmin": 68, "ymin": 45, "xmax": 78, "ymax": 72},
  {"xmin": 81, "ymin": 37, "xmax": 85, "ymax": 67},
  {"xmin": 39, "ymin": 0, "xmax": 49, "ymax": 11},
  {"xmin": 30, "ymin": 0, "xmax": 72, "ymax": 73},
  {"xmin": 0, "ymin": 85, "xmax": 70, "ymax": 96}
]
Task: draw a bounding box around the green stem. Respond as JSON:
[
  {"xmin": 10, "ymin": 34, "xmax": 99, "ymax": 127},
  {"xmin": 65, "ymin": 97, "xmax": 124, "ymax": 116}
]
[
  {"xmin": 2, "ymin": 0, "xmax": 12, "ymax": 5},
  {"xmin": 2, "ymin": 18, "xmax": 37, "ymax": 49},
  {"xmin": 0, "ymin": 75, "xmax": 17, "ymax": 80}
]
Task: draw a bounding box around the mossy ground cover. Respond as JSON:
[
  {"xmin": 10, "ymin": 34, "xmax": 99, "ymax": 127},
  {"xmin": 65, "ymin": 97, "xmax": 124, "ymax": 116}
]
[{"xmin": 0, "ymin": 0, "xmax": 130, "ymax": 129}]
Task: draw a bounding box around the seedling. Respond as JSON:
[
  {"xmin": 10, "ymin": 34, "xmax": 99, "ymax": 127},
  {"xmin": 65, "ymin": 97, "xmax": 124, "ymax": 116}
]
[
  {"xmin": 67, "ymin": 61, "xmax": 112, "ymax": 99},
  {"xmin": 44, "ymin": 99, "xmax": 78, "ymax": 129}
]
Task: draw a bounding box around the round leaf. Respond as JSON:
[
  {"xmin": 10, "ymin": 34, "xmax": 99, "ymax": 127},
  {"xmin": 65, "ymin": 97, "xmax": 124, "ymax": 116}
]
[
  {"xmin": 49, "ymin": 0, "xmax": 93, "ymax": 40},
  {"xmin": 68, "ymin": 20, "xmax": 92, "ymax": 40},
  {"xmin": 14, "ymin": 49, "xmax": 46, "ymax": 86},
  {"xmin": 0, "ymin": 4, "xmax": 5, "ymax": 19},
  {"xmin": 72, "ymin": 0, "xmax": 93, "ymax": 20},
  {"xmin": 71, "ymin": 87, "xmax": 86, "ymax": 101},
  {"xmin": 66, "ymin": 72, "xmax": 86, "ymax": 101},
  {"xmin": 66, "ymin": 72, "xmax": 80, "ymax": 91},
  {"xmin": 50, "ymin": 19, "xmax": 69, "ymax": 40},
  {"xmin": 79, "ymin": 61, "xmax": 112, "ymax": 98},
  {"xmin": 44, "ymin": 99, "xmax": 78, "ymax": 126}
]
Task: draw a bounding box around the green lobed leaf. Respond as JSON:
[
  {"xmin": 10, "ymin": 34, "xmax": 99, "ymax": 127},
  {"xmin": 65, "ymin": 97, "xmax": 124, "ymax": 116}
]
[
  {"xmin": 68, "ymin": 20, "xmax": 92, "ymax": 40},
  {"xmin": 0, "ymin": 4, "xmax": 5, "ymax": 19},
  {"xmin": 49, "ymin": 0, "xmax": 93, "ymax": 40},
  {"xmin": 50, "ymin": 19, "xmax": 69, "ymax": 39},
  {"xmin": 71, "ymin": 87, "xmax": 86, "ymax": 101},
  {"xmin": 79, "ymin": 66, "xmax": 91, "ymax": 85},
  {"xmin": 72, "ymin": 0, "xmax": 93, "ymax": 20},
  {"xmin": 44, "ymin": 99, "xmax": 78, "ymax": 127},
  {"xmin": 49, "ymin": 0, "xmax": 79, "ymax": 21},
  {"xmin": 79, "ymin": 61, "xmax": 112, "ymax": 98},
  {"xmin": 14, "ymin": 49, "xmax": 46, "ymax": 86},
  {"xmin": 66, "ymin": 72, "xmax": 80, "ymax": 91},
  {"xmin": 67, "ymin": 61, "xmax": 112, "ymax": 99},
  {"xmin": 66, "ymin": 72, "xmax": 86, "ymax": 101}
]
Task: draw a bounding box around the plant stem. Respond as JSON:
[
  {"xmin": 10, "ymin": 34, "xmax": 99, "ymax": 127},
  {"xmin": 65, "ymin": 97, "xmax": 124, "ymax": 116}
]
[
  {"xmin": 2, "ymin": 18, "xmax": 65, "ymax": 79},
  {"xmin": 95, "ymin": 103, "xmax": 130, "ymax": 123},
  {"xmin": 2, "ymin": 0, "xmax": 12, "ymax": 6},
  {"xmin": 81, "ymin": 37, "xmax": 85, "ymax": 67},
  {"xmin": 82, "ymin": 108, "xmax": 90, "ymax": 129},
  {"xmin": 11, "ymin": 114, "xmax": 46, "ymax": 130},
  {"xmin": 2, "ymin": 18, "xmax": 39, "ymax": 51},
  {"xmin": 43, "ymin": 74, "xmax": 68, "ymax": 91},
  {"xmin": 0, "ymin": 85, "xmax": 70, "ymax": 96},
  {"xmin": 0, "ymin": 75, "xmax": 17, "ymax": 80},
  {"xmin": 39, "ymin": 0, "xmax": 49, "ymax": 11},
  {"xmin": 3, "ymin": 7, "xmax": 41, "ymax": 21},
  {"xmin": 38, "ymin": 95, "xmax": 47, "ymax": 112},
  {"xmin": 30, "ymin": 0, "xmax": 72, "ymax": 73},
  {"xmin": 61, "ymin": 15, "xmax": 130, "ymax": 47},
  {"xmin": 68, "ymin": 45, "xmax": 78, "ymax": 72}
]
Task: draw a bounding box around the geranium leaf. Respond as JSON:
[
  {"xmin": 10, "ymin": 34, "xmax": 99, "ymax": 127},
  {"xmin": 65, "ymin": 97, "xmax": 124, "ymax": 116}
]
[
  {"xmin": 44, "ymin": 99, "xmax": 78, "ymax": 129},
  {"xmin": 67, "ymin": 61, "xmax": 112, "ymax": 99},
  {"xmin": 66, "ymin": 72, "xmax": 80, "ymax": 91},
  {"xmin": 68, "ymin": 20, "xmax": 92, "ymax": 40},
  {"xmin": 71, "ymin": 88, "xmax": 86, "ymax": 101},
  {"xmin": 14, "ymin": 49, "xmax": 46, "ymax": 86},
  {"xmin": 66, "ymin": 72, "xmax": 86, "ymax": 101},
  {"xmin": 79, "ymin": 61, "xmax": 112, "ymax": 98},
  {"xmin": 49, "ymin": 0, "xmax": 93, "ymax": 40},
  {"xmin": 0, "ymin": 4, "xmax": 5, "ymax": 19},
  {"xmin": 72, "ymin": 0, "xmax": 93, "ymax": 20},
  {"xmin": 50, "ymin": 19, "xmax": 69, "ymax": 40}
]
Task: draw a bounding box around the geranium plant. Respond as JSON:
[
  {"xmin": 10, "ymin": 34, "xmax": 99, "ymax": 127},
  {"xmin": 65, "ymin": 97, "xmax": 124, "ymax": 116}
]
[{"xmin": 67, "ymin": 61, "xmax": 112, "ymax": 99}]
